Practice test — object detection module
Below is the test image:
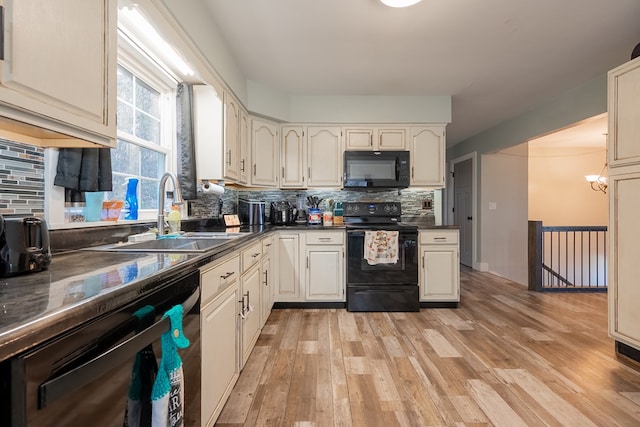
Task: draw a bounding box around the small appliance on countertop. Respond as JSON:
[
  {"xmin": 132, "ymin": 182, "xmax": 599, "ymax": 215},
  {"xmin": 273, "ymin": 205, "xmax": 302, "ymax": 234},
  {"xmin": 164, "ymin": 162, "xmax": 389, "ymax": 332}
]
[
  {"xmin": 0, "ymin": 215, "xmax": 52, "ymax": 277},
  {"xmin": 270, "ymin": 201, "xmax": 298, "ymax": 225},
  {"xmin": 238, "ymin": 199, "xmax": 266, "ymax": 226}
]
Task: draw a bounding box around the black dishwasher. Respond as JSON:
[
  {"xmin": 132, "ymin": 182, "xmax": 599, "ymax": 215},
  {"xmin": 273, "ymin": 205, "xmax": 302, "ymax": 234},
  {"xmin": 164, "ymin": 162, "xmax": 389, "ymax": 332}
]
[{"xmin": 1, "ymin": 270, "xmax": 201, "ymax": 427}]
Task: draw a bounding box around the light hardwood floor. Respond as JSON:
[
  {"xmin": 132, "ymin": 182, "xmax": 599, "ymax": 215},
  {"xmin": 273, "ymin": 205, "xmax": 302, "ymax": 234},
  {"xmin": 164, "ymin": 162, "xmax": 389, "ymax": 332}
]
[{"xmin": 215, "ymin": 268, "xmax": 640, "ymax": 426}]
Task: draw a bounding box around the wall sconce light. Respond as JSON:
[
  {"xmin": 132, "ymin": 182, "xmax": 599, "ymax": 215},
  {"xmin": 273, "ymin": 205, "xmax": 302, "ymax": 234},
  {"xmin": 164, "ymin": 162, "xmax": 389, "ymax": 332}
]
[{"xmin": 585, "ymin": 133, "xmax": 608, "ymax": 194}]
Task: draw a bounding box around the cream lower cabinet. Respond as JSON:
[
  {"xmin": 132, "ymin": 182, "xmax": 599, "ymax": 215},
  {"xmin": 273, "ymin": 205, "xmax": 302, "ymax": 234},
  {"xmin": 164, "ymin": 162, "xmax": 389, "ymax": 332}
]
[
  {"xmin": 240, "ymin": 241, "xmax": 263, "ymax": 366},
  {"xmin": 274, "ymin": 232, "xmax": 303, "ymax": 301},
  {"xmin": 0, "ymin": 0, "xmax": 116, "ymax": 147},
  {"xmin": 200, "ymin": 255, "xmax": 241, "ymax": 427},
  {"xmin": 608, "ymin": 171, "xmax": 640, "ymax": 349},
  {"xmin": 261, "ymin": 235, "xmax": 275, "ymax": 326},
  {"xmin": 419, "ymin": 230, "xmax": 460, "ymax": 302},
  {"xmin": 304, "ymin": 231, "xmax": 345, "ymax": 301}
]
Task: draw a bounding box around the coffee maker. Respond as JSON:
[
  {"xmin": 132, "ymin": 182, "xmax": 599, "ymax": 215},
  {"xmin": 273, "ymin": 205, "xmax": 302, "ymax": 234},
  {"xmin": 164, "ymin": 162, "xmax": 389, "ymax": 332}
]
[{"xmin": 270, "ymin": 201, "xmax": 298, "ymax": 225}]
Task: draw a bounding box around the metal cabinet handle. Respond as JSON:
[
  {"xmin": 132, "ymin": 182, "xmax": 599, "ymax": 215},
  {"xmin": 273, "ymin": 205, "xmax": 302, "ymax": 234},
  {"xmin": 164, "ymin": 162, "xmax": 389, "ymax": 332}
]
[
  {"xmin": 245, "ymin": 291, "xmax": 250, "ymax": 313},
  {"xmin": 282, "ymin": 167, "xmax": 285, "ymax": 178},
  {"xmin": 318, "ymin": 237, "xmax": 331, "ymax": 241},
  {"xmin": 253, "ymin": 164, "xmax": 257, "ymax": 175},
  {"xmin": 240, "ymin": 159, "xmax": 245, "ymax": 172},
  {"xmin": 433, "ymin": 237, "xmax": 448, "ymax": 241},
  {"xmin": 263, "ymin": 269, "xmax": 268, "ymax": 285},
  {"xmin": 227, "ymin": 150, "xmax": 232, "ymax": 165},
  {"xmin": 252, "ymin": 252, "xmax": 260, "ymax": 258},
  {"xmin": 220, "ymin": 271, "xmax": 235, "ymax": 279}
]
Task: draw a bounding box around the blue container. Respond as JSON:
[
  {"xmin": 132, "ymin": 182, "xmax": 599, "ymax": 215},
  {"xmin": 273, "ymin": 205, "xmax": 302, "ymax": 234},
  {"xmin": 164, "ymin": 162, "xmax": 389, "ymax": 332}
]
[{"xmin": 124, "ymin": 178, "xmax": 139, "ymax": 220}]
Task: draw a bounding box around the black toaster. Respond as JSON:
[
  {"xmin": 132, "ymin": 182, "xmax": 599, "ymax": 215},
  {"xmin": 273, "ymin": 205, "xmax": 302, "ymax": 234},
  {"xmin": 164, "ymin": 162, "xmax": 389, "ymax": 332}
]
[{"xmin": 0, "ymin": 215, "xmax": 52, "ymax": 277}]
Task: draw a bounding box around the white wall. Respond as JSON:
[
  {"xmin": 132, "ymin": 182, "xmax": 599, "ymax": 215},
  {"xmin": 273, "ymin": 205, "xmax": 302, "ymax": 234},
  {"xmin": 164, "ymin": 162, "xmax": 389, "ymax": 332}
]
[
  {"xmin": 481, "ymin": 144, "xmax": 529, "ymax": 285},
  {"xmin": 528, "ymin": 145, "xmax": 608, "ymax": 226}
]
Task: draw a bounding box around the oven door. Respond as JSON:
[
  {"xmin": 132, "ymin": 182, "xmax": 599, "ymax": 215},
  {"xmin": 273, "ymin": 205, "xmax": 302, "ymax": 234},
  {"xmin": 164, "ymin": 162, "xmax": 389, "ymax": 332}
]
[{"xmin": 346, "ymin": 228, "xmax": 418, "ymax": 285}]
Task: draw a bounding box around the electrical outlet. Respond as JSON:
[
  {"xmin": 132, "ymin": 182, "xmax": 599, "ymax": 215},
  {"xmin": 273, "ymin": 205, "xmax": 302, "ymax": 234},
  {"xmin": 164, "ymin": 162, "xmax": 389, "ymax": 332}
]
[{"xmin": 422, "ymin": 199, "xmax": 433, "ymax": 210}]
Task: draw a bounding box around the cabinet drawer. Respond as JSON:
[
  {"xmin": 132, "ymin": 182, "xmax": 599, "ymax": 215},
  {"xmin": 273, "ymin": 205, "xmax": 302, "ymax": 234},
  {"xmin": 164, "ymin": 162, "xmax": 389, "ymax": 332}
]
[
  {"xmin": 262, "ymin": 235, "xmax": 275, "ymax": 255},
  {"xmin": 201, "ymin": 255, "xmax": 240, "ymax": 304},
  {"xmin": 241, "ymin": 241, "xmax": 263, "ymax": 272},
  {"xmin": 420, "ymin": 230, "xmax": 459, "ymax": 244},
  {"xmin": 306, "ymin": 231, "xmax": 344, "ymax": 245}
]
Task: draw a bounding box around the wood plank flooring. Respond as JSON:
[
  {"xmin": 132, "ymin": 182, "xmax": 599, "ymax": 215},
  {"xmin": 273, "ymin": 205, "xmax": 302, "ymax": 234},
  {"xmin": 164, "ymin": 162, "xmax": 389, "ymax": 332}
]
[{"xmin": 215, "ymin": 268, "xmax": 640, "ymax": 426}]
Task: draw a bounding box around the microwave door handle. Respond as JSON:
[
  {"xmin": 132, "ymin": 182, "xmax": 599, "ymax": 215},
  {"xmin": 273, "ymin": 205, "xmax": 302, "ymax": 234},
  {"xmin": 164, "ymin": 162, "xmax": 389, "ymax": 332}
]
[
  {"xmin": 38, "ymin": 288, "xmax": 199, "ymax": 409},
  {"xmin": 395, "ymin": 156, "xmax": 400, "ymax": 181}
]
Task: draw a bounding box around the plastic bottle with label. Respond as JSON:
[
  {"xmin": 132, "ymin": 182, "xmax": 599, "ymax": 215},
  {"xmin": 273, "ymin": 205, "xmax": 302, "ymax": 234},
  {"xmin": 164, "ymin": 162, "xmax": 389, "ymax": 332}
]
[
  {"xmin": 168, "ymin": 205, "xmax": 181, "ymax": 233},
  {"xmin": 123, "ymin": 178, "xmax": 139, "ymax": 220}
]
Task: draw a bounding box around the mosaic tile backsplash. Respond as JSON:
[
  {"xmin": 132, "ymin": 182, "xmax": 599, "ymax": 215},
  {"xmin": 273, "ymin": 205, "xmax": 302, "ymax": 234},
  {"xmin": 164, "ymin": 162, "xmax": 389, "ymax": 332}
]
[
  {"xmin": 0, "ymin": 139, "xmax": 45, "ymax": 215},
  {"xmin": 0, "ymin": 137, "xmax": 434, "ymax": 223}
]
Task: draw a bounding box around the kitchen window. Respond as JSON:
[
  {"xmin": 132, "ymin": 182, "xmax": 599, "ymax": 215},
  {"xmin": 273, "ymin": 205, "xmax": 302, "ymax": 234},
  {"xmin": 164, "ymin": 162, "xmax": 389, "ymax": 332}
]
[{"xmin": 109, "ymin": 61, "xmax": 176, "ymax": 213}]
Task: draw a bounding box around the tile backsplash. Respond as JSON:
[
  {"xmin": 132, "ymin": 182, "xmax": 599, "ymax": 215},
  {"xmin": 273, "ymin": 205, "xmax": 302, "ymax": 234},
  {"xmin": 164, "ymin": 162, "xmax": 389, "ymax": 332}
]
[
  {"xmin": 189, "ymin": 185, "xmax": 435, "ymax": 219},
  {"xmin": 0, "ymin": 138, "xmax": 435, "ymax": 223},
  {"xmin": 0, "ymin": 139, "xmax": 45, "ymax": 215}
]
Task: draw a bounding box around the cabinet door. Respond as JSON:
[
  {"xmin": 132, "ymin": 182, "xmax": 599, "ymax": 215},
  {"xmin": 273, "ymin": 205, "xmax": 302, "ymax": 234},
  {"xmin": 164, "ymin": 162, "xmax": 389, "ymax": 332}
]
[
  {"xmin": 608, "ymin": 58, "xmax": 640, "ymax": 168},
  {"xmin": 240, "ymin": 264, "xmax": 262, "ymax": 367},
  {"xmin": 261, "ymin": 255, "xmax": 272, "ymax": 326},
  {"xmin": 201, "ymin": 283, "xmax": 240, "ymax": 426},
  {"xmin": 305, "ymin": 245, "xmax": 345, "ymax": 301},
  {"xmin": 420, "ymin": 245, "xmax": 459, "ymax": 301},
  {"xmin": 609, "ymin": 172, "xmax": 640, "ymax": 347},
  {"xmin": 307, "ymin": 126, "xmax": 343, "ymax": 187},
  {"xmin": 377, "ymin": 127, "xmax": 406, "ymax": 150},
  {"xmin": 193, "ymin": 85, "xmax": 224, "ymax": 180},
  {"xmin": 274, "ymin": 233, "xmax": 302, "ymax": 301},
  {"xmin": 238, "ymin": 108, "xmax": 250, "ymax": 184},
  {"xmin": 344, "ymin": 127, "xmax": 373, "ymax": 150},
  {"xmin": 223, "ymin": 93, "xmax": 240, "ymax": 181},
  {"xmin": 410, "ymin": 126, "xmax": 446, "ymax": 187},
  {"xmin": 280, "ymin": 126, "xmax": 306, "ymax": 188},
  {"xmin": 251, "ymin": 119, "xmax": 278, "ymax": 187},
  {"xmin": 0, "ymin": 0, "xmax": 116, "ymax": 145}
]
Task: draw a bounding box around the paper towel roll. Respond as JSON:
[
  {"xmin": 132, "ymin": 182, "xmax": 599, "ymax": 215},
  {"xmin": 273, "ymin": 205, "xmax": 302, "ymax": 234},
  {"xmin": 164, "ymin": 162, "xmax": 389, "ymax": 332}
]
[{"xmin": 201, "ymin": 181, "xmax": 225, "ymax": 195}]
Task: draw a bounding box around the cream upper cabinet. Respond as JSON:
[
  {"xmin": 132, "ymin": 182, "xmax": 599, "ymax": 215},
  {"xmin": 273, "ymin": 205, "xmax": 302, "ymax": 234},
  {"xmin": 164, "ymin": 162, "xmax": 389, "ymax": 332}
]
[
  {"xmin": 223, "ymin": 92, "xmax": 241, "ymax": 181},
  {"xmin": 608, "ymin": 57, "xmax": 640, "ymax": 168},
  {"xmin": 238, "ymin": 107, "xmax": 250, "ymax": 184},
  {"xmin": 344, "ymin": 126, "xmax": 406, "ymax": 150},
  {"xmin": 251, "ymin": 118, "xmax": 278, "ymax": 187},
  {"xmin": 280, "ymin": 126, "xmax": 306, "ymax": 188},
  {"xmin": 0, "ymin": 0, "xmax": 116, "ymax": 147},
  {"xmin": 307, "ymin": 126, "xmax": 343, "ymax": 187},
  {"xmin": 193, "ymin": 84, "xmax": 225, "ymax": 180},
  {"xmin": 409, "ymin": 125, "xmax": 446, "ymax": 187}
]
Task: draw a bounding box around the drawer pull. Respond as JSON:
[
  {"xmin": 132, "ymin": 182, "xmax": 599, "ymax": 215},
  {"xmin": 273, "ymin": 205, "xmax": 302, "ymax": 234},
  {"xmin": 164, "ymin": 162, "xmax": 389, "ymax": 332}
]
[
  {"xmin": 220, "ymin": 271, "xmax": 235, "ymax": 279},
  {"xmin": 318, "ymin": 237, "xmax": 332, "ymax": 241},
  {"xmin": 433, "ymin": 237, "xmax": 448, "ymax": 241},
  {"xmin": 252, "ymin": 252, "xmax": 260, "ymax": 258}
]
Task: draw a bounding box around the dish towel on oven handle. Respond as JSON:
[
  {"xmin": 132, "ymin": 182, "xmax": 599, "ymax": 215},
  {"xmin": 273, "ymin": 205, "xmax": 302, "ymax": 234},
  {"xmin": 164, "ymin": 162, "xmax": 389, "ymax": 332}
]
[
  {"xmin": 151, "ymin": 304, "xmax": 190, "ymax": 427},
  {"xmin": 364, "ymin": 230, "xmax": 399, "ymax": 265}
]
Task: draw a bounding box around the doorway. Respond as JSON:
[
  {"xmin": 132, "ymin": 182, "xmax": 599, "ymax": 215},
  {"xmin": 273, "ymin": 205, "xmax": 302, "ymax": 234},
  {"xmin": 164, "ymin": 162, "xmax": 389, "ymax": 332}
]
[{"xmin": 448, "ymin": 153, "xmax": 476, "ymax": 269}]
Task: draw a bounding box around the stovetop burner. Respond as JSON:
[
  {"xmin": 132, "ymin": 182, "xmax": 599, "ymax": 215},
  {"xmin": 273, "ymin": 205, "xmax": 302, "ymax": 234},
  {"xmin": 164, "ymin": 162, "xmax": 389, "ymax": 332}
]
[{"xmin": 342, "ymin": 202, "xmax": 418, "ymax": 231}]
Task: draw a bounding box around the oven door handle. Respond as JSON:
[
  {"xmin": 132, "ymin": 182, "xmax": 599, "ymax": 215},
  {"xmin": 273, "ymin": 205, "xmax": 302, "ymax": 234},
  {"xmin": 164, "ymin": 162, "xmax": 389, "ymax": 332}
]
[{"xmin": 38, "ymin": 287, "xmax": 199, "ymax": 409}]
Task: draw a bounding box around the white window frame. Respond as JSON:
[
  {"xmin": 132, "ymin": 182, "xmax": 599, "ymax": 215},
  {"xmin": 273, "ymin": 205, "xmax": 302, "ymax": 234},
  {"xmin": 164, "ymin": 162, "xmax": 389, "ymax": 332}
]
[{"xmin": 44, "ymin": 31, "xmax": 178, "ymax": 229}]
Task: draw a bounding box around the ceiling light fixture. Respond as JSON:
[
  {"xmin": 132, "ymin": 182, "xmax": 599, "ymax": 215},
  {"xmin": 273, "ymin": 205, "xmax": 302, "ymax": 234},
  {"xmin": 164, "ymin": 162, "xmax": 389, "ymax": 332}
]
[
  {"xmin": 380, "ymin": 0, "xmax": 423, "ymax": 8},
  {"xmin": 585, "ymin": 134, "xmax": 608, "ymax": 194}
]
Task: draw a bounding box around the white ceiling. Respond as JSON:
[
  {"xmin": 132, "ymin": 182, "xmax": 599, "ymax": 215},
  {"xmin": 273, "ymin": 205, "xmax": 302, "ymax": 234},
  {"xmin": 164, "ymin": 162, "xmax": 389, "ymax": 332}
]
[{"xmin": 201, "ymin": 0, "xmax": 640, "ymax": 146}]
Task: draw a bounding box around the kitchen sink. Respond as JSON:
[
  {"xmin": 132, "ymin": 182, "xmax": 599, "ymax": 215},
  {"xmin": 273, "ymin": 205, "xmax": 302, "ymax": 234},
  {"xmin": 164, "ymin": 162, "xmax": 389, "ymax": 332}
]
[
  {"xmin": 85, "ymin": 237, "xmax": 232, "ymax": 253},
  {"xmin": 180, "ymin": 231, "xmax": 249, "ymax": 239}
]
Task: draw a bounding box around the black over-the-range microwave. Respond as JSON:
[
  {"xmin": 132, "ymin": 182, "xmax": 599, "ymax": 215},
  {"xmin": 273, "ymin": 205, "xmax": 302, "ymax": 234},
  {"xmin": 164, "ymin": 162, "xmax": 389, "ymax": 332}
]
[{"xmin": 343, "ymin": 150, "xmax": 410, "ymax": 189}]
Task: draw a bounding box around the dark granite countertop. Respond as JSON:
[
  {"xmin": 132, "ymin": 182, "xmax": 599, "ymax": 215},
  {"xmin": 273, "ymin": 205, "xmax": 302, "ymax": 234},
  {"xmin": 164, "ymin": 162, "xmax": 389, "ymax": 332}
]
[{"xmin": 0, "ymin": 220, "xmax": 456, "ymax": 362}]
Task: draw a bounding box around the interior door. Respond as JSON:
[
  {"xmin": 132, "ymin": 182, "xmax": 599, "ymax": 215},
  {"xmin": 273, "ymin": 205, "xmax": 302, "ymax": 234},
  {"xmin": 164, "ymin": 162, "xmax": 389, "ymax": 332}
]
[{"xmin": 454, "ymin": 158, "xmax": 473, "ymax": 267}]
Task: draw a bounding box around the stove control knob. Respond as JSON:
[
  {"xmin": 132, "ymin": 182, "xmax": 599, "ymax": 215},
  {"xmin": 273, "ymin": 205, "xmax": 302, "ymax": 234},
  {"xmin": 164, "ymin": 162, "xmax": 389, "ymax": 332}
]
[
  {"xmin": 391, "ymin": 204, "xmax": 399, "ymax": 213},
  {"xmin": 384, "ymin": 205, "xmax": 391, "ymax": 213},
  {"xmin": 352, "ymin": 204, "xmax": 360, "ymax": 213}
]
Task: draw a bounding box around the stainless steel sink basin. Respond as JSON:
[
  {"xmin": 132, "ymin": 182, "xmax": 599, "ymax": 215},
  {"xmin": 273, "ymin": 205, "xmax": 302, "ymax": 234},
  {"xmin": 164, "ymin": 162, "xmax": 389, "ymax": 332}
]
[
  {"xmin": 180, "ymin": 231, "xmax": 249, "ymax": 239},
  {"xmin": 86, "ymin": 238, "xmax": 232, "ymax": 253}
]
